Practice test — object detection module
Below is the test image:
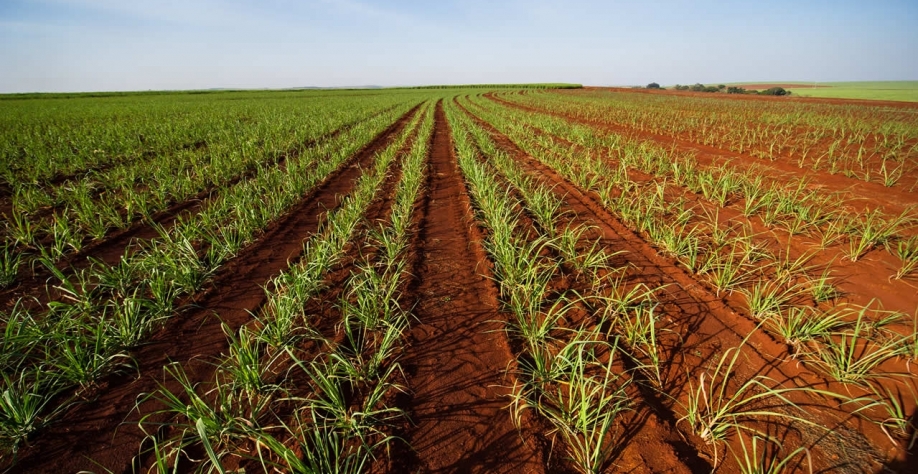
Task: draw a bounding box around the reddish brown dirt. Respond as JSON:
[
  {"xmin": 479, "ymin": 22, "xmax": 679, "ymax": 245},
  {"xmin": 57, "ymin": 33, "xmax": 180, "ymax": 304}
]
[
  {"xmin": 485, "ymin": 101, "xmax": 918, "ymax": 450},
  {"xmin": 459, "ymin": 100, "xmax": 910, "ymax": 473},
  {"xmin": 231, "ymin": 105, "xmax": 428, "ymax": 474},
  {"xmin": 383, "ymin": 102, "xmax": 547, "ymax": 473},
  {"xmin": 456, "ymin": 100, "xmax": 708, "ymax": 473},
  {"xmin": 8, "ymin": 93, "xmax": 918, "ymax": 473},
  {"xmin": 553, "ymin": 89, "xmax": 918, "ymax": 191},
  {"xmin": 4, "ymin": 105, "xmax": 421, "ymax": 474}
]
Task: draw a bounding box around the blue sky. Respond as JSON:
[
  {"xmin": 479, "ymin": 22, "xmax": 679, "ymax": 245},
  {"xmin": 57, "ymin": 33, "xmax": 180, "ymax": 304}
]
[{"xmin": 1, "ymin": 0, "xmax": 916, "ymax": 92}]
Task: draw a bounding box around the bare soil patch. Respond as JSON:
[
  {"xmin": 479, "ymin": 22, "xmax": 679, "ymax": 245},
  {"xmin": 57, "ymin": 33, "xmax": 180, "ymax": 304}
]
[{"xmin": 385, "ymin": 102, "xmax": 547, "ymax": 473}]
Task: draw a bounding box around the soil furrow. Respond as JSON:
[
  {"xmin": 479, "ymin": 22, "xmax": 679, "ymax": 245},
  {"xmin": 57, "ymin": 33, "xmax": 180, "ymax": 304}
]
[
  {"xmin": 456, "ymin": 100, "xmax": 712, "ymax": 471},
  {"xmin": 148, "ymin": 102, "xmax": 430, "ymax": 474},
  {"xmin": 581, "ymin": 86, "xmax": 918, "ymax": 111},
  {"xmin": 53, "ymin": 103, "xmax": 400, "ymax": 190},
  {"xmin": 5, "ymin": 104, "xmax": 422, "ymax": 474},
  {"xmin": 388, "ymin": 102, "xmax": 547, "ymax": 473}
]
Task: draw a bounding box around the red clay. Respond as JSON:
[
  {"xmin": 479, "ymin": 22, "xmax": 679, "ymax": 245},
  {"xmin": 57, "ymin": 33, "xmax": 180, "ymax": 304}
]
[
  {"xmin": 589, "ymin": 86, "xmax": 918, "ymax": 109},
  {"xmin": 386, "ymin": 102, "xmax": 547, "ymax": 473},
  {"xmin": 486, "ymin": 92, "xmax": 918, "ymax": 217},
  {"xmin": 478, "ymin": 96, "xmax": 918, "ymax": 318}
]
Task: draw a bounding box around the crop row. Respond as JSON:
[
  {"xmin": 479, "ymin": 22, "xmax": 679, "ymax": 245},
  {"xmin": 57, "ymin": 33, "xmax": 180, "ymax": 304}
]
[
  {"xmin": 0, "ymin": 91, "xmax": 409, "ymax": 187},
  {"xmin": 0, "ymin": 97, "xmax": 412, "ymax": 289},
  {"xmin": 0, "ymin": 99, "xmax": 423, "ymax": 460},
  {"xmin": 467, "ymin": 94, "xmax": 918, "ymax": 291},
  {"xmin": 455, "ymin": 96, "xmax": 918, "ymax": 471},
  {"xmin": 449, "ymin": 99, "xmax": 642, "ymax": 471},
  {"xmin": 126, "ymin": 100, "xmax": 435, "ymax": 473},
  {"xmin": 466, "ymin": 94, "xmax": 918, "ymax": 384}
]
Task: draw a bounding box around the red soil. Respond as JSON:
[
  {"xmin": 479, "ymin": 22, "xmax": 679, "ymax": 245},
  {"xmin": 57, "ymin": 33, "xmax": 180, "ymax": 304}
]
[
  {"xmin": 591, "ymin": 86, "xmax": 918, "ymax": 109},
  {"xmin": 479, "ymin": 94, "xmax": 918, "ymax": 318},
  {"xmin": 385, "ymin": 102, "xmax": 547, "ymax": 472},
  {"xmin": 0, "ymin": 108, "xmax": 392, "ymax": 312},
  {"xmin": 486, "ymin": 93, "xmax": 917, "ymax": 217}
]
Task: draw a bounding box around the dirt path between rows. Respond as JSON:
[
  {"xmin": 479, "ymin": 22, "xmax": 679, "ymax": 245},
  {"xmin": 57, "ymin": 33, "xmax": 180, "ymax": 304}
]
[
  {"xmin": 5, "ymin": 105, "xmax": 422, "ymax": 474},
  {"xmin": 386, "ymin": 102, "xmax": 547, "ymax": 473}
]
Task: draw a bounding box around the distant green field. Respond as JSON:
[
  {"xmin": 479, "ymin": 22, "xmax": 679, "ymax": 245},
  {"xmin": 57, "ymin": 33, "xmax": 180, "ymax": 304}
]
[{"xmin": 732, "ymin": 81, "xmax": 918, "ymax": 103}]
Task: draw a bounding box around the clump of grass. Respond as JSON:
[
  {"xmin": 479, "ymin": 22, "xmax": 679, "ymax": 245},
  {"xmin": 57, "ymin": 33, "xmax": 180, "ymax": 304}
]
[
  {"xmin": 847, "ymin": 207, "xmax": 915, "ymax": 262},
  {"xmin": 730, "ymin": 432, "xmax": 812, "ymax": 474},
  {"xmin": 863, "ymin": 383, "xmax": 918, "ymax": 449},
  {"xmin": 808, "ymin": 305, "xmax": 902, "ymax": 385},
  {"xmin": 615, "ymin": 303, "xmax": 669, "ymax": 388},
  {"xmin": 0, "ymin": 244, "xmax": 21, "ymax": 289},
  {"xmin": 808, "ymin": 267, "xmax": 839, "ymax": 304},
  {"xmin": 740, "ymin": 279, "xmax": 806, "ymax": 320},
  {"xmin": 137, "ymin": 362, "xmax": 257, "ymax": 473},
  {"xmin": 765, "ymin": 307, "xmax": 847, "ymax": 356},
  {"xmin": 0, "ymin": 369, "xmax": 67, "ymax": 455},
  {"xmin": 891, "ymin": 235, "xmax": 918, "ymax": 280},
  {"xmin": 679, "ymin": 331, "xmax": 832, "ymax": 466},
  {"xmin": 509, "ymin": 336, "xmax": 632, "ymax": 474},
  {"xmin": 700, "ymin": 244, "xmax": 748, "ymax": 296}
]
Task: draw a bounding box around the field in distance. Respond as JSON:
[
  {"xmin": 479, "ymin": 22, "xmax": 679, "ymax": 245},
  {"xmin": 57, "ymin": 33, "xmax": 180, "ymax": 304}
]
[{"xmin": 728, "ymin": 80, "xmax": 918, "ymax": 102}]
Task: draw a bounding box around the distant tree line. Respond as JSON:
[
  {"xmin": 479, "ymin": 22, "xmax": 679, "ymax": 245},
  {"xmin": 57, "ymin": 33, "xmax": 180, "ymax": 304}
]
[
  {"xmin": 407, "ymin": 83, "xmax": 583, "ymax": 90},
  {"xmin": 647, "ymin": 83, "xmax": 790, "ymax": 96}
]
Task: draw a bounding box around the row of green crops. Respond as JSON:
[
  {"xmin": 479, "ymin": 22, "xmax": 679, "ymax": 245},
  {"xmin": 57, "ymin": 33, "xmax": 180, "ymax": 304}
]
[
  {"xmin": 132, "ymin": 100, "xmax": 435, "ymax": 473},
  {"xmin": 465, "ymin": 94, "xmax": 918, "ymax": 285},
  {"xmin": 466, "ymin": 94, "xmax": 918, "ymax": 382},
  {"xmin": 3, "ymin": 86, "xmax": 916, "ymax": 472},
  {"xmin": 0, "ymin": 94, "xmax": 416, "ymax": 289},
  {"xmin": 450, "ymin": 99, "xmax": 639, "ymax": 472},
  {"xmin": 0, "ymin": 107, "xmax": 404, "ymax": 291},
  {"xmin": 0, "ymin": 90, "xmax": 416, "ymax": 186},
  {"xmin": 451, "ymin": 98, "xmax": 819, "ymax": 472},
  {"xmin": 0, "ymin": 96, "xmax": 426, "ymax": 460},
  {"xmin": 455, "ymin": 96, "xmax": 918, "ymax": 470}
]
